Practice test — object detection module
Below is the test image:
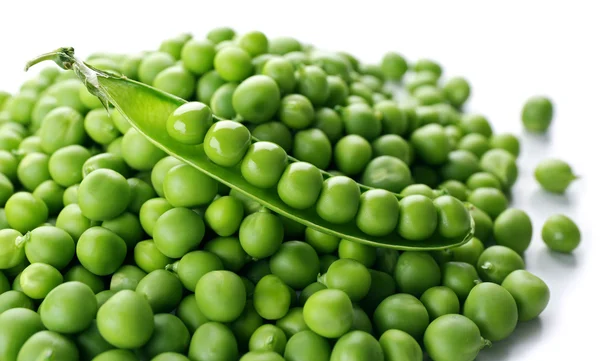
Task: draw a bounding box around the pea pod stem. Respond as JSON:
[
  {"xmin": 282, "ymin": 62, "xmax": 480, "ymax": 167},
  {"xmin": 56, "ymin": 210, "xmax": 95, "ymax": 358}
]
[
  {"xmin": 14, "ymin": 232, "xmax": 30, "ymax": 249},
  {"xmin": 25, "ymin": 47, "xmax": 474, "ymax": 251}
]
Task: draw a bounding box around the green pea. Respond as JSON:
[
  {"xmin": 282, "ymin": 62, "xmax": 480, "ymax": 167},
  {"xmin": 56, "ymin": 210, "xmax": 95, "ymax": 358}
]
[
  {"xmin": 195, "ymin": 270, "xmax": 246, "ymax": 322},
  {"xmin": 55, "ymin": 204, "xmax": 94, "ymax": 242},
  {"xmin": 259, "ymin": 58, "xmax": 295, "ymax": 96},
  {"xmin": 534, "ymin": 158, "xmax": 577, "ymax": 194},
  {"xmin": 92, "ymin": 349, "xmax": 138, "ymax": 361},
  {"xmin": 441, "ymin": 261, "xmax": 481, "ymax": 302},
  {"xmin": 324, "ymin": 75, "xmax": 349, "ymax": 107},
  {"xmin": 176, "ymin": 294, "xmax": 209, "ymax": 334},
  {"xmin": 419, "ymin": 286, "xmax": 460, "ymax": 322},
  {"xmin": 292, "ymin": 128, "xmax": 332, "ymax": 169},
  {"xmin": 341, "ymin": 103, "xmax": 381, "ymax": 141},
  {"xmin": 457, "ymin": 133, "xmax": 490, "ymax": 158},
  {"xmin": 250, "ymin": 122, "xmax": 292, "ymax": 152},
  {"xmin": 252, "ymin": 275, "xmax": 291, "ymax": 320},
  {"xmin": 423, "ymin": 314, "xmax": 486, "ymax": 361},
  {"xmin": 16, "ymin": 152, "xmax": 51, "ymax": 192},
  {"xmin": 247, "ymin": 325, "xmax": 287, "ymax": 355},
  {"xmin": 410, "ymin": 123, "xmax": 451, "ymax": 165},
  {"xmin": 380, "ymin": 52, "xmax": 408, "ymax": 81},
  {"xmin": 277, "ymin": 94, "xmax": 314, "ymax": 130},
  {"xmin": 303, "ymin": 289, "xmax": 353, "ymax": 338},
  {"xmin": 379, "ymin": 329, "xmax": 422, "ymax": 361},
  {"xmin": 151, "ymin": 352, "xmax": 190, "ymax": 361},
  {"xmin": 39, "ymin": 106, "xmax": 86, "ymax": 153},
  {"xmin": 232, "ymin": 75, "xmax": 281, "ymax": 124},
  {"xmin": 19, "ymin": 263, "xmax": 62, "ymax": 299},
  {"xmin": 97, "ymin": 289, "xmax": 154, "ymax": 349},
  {"xmin": 443, "ymin": 76, "xmax": 471, "ymax": 108},
  {"xmin": 0, "ymin": 290, "xmax": 34, "ymax": 313},
  {"xmin": 438, "ymin": 180, "xmax": 469, "ymax": 201},
  {"xmin": 468, "ymin": 204, "xmax": 493, "ymax": 241},
  {"xmin": 466, "ymin": 172, "xmax": 502, "ymax": 190},
  {"xmin": 413, "ymin": 58, "xmax": 442, "ymax": 77},
  {"xmin": 195, "ymin": 70, "xmax": 227, "ymax": 104},
  {"xmin": 121, "ymin": 128, "xmax": 166, "ymax": 171},
  {"xmin": 492, "ymin": 208, "xmax": 532, "ymax": 253},
  {"xmin": 17, "ymin": 136, "xmax": 43, "ymax": 154},
  {"xmin": 355, "ymin": 189, "xmax": 399, "ymax": 237},
  {"xmin": 82, "ymin": 152, "xmax": 131, "ymax": 178},
  {"xmin": 189, "ymin": 322, "xmax": 238, "ymax": 361},
  {"xmin": 501, "ymin": 270, "xmax": 550, "ymax": 321},
  {"xmin": 210, "ymin": 83, "xmax": 237, "ymax": 119},
  {"xmin": 153, "ymin": 207, "xmax": 205, "ymax": 258},
  {"xmin": 361, "ymin": 156, "xmax": 412, "ymax": 193},
  {"xmin": 163, "ymin": 164, "xmax": 217, "ymax": 207},
  {"xmin": 229, "ymin": 302, "xmax": 263, "ymax": 351},
  {"xmin": 330, "ymin": 331, "xmax": 383, "ymax": 361},
  {"xmin": 204, "ymin": 195, "xmax": 244, "ymax": 237},
  {"xmin": 5, "ymin": 92, "xmax": 37, "ymax": 125},
  {"xmin": 76, "ymin": 227, "xmax": 126, "ymax": 276},
  {"xmin": 239, "ymin": 211, "xmax": 284, "ymax": 259},
  {"xmin": 214, "ymin": 46, "xmax": 253, "ymax": 82},
  {"xmin": 277, "ymin": 162, "xmax": 322, "ymax": 210},
  {"xmin": 0, "ymin": 173, "xmax": 14, "ymax": 207},
  {"xmin": 414, "ymin": 85, "xmax": 445, "ymax": 106},
  {"xmin": 372, "ymin": 134, "xmax": 410, "ymax": 164},
  {"xmin": 125, "ymin": 177, "xmax": 155, "ymax": 213},
  {"xmin": 294, "ymin": 65, "xmax": 329, "ymax": 106},
  {"xmin": 522, "ymin": 95, "xmax": 553, "ymax": 133},
  {"xmin": 338, "ymin": 239, "xmax": 376, "ymax": 267},
  {"xmin": 399, "ymin": 184, "xmax": 435, "ymax": 199},
  {"xmin": 83, "ymin": 108, "xmax": 119, "ymax": 145},
  {"xmin": 0, "ymin": 130, "xmax": 22, "ymax": 152},
  {"xmin": 39, "ymin": 281, "xmax": 96, "ymax": 335},
  {"xmin": 269, "ymin": 241, "xmax": 319, "ymax": 290},
  {"xmin": 0, "ymin": 150, "xmax": 18, "ymax": 182},
  {"xmin": 480, "ymin": 148, "xmax": 518, "ymax": 188},
  {"xmin": 138, "ymin": 52, "xmax": 175, "ymax": 85},
  {"xmin": 460, "ymin": 114, "xmax": 493, "ymax": 137},
  {"xmin": 394, "ymin": 251, "xmax": 441, "ymax": 297},
  {"xmin": 321, "ymin": 259, "xmax": 371, "ymax": 302},
  {"xmin": 464, "ymin": 282, "xmax": 518, "ymax": 342},
  {"xmin": 433, "ymin": 195, "xmax": 471, "ymax": 239},
  {"xmin": 333, "ymin": 134, "xmax": 372, "ymax": 175},
  {"xmin": 139, "ymin": 198, "xmax": 172, "ymax": 237},
  {"xmin": 5, "ymin": 192, "xmax": 48, "ymax": 234},
  {"xmin": 451, "ymin": 237, "xmax": 485, "ymax": 265},
  {"xmin": 18, "ymin": 225, "xmax": 74, "ymax": 270},
  {"xmin": 467, "ymin": 187, "xmax": 508, "ymax": 219},
  {"xmin": 477, "ymin": 245, "xmax": 525, "ymax": 284},
  {"xmin": 0, "ymin": 308, "xmax": 46, "ymax": 360},
  {"xmin": 165, "ymin": 102, "xmax": 213, "ymax": 145},
  {"xmin": 284, "ymin": 330, "xmax": 331, "ymax": 361},
  {"xmin": 397, "ymin": 195, "xmax": 438, "ymax": 241},
  {"xmin": 489, "ymin": 133, "xmax": 520, "ymax": 157},
  {"xmin": 153, "ymin": 65, "xmax": 196, "ymax": 100},
  {"xmin": 241, "ymin": 142, "xmax": 288, "ymax": 189},
  {"xmin": 149, "ymin": 157, "xmax": 181, "ymax": 197},
  {"xmin": 313, "ymin": 108, "xmax": 344, "ymax": 143},
  {"xmin": 541, "ymin": 214, "xmax": 581, "ymax": 253},
  {"xmin": 16, "ymin": 330, "xmax": 78, "ymax": 361},
  {"xmin": 110, "ymin": 265, "xmax": 146, "ymax": 292},
  {"xmin": 373, "ymin": 293, "xmax": 429, "ymax": 340},
  {"xmin": 439, "ymin": 150, "xmax": 480, "ymax": 182},
  {"xmin": 32, "ymin": 180, "xmax": 64, "ymax": 216},
  {"xmin": 204, "ymin": 120, "xmax": 251, "ymax": 167},
  {"xmin": 78, "ymin": 168, "xmax": 130, "ymax": 221},
  {"xmin": 120, "ymin": 53, "xmax": 143, "ymax": 81},
  {"xmin": 204, "ymin": 236, "xmax": 250, "ymax": 272}
]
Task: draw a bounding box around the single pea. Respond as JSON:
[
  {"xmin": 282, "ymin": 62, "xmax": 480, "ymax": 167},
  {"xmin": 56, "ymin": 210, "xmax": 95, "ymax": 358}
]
[
  {"xmin": 253, "ymin": 274, "xmax": 291, "ymax": 320},
  {"xmin": 135, "ymin": 269, "xmax": 183, "ymax": 314},
  {"xmin": 16, "ymin": 330, "xmax": 78, "ymax": 361},
  {"xmin": 413, "ymin": 58, "xmax": 442, "ymax": 77},
  {"xmin": 468, "ymin": 204, "xmax": 493, "ymax": 241},
  {"xmin": 433, "ymin": 195, "xmax": 471, "ymax": 239},
  {"xmin": 341, "ymin": 103, "xmax": 382, "ymax": 141},
  {"xmin": 277, "ymin": 162, "xmax": 323, "ymax": 210},
  {"xmin": 38, "ymin": 106, "xmax": 86, "ymax": 153},
  {"xmin": 153, "ymin": 207, "xmax": 205, "ymax": 258},
  {"xmin": 126, "ymin": 177, "xmax": 156, "ymax": 213},
  {"xmin": 17, "ymin": 135, "xmax": 43, "ymax": 154},
  {"xmin": 489, "ymin": 133, "xmax": 520, "ymax": 157},
  {"xmin": 522, "ymin": 95, "xmax": 553, "ymax": 132},
  {"xmin": 262, "ymin": 57, "xmax": 296, "ymax": 95},
  {"xmin": 204, "ymin": 120, "xmax": 251, "ymax": 167},
  {"xmin": 460, "ymin": 114, "xmax": 493, "ymax": 138},
  {"xmin": 204, "ymin": 195, "xmax": 244, "ymax": 237},
  {"xmin": 55, "ymin": 204, "xmax": 92, "ymax": 241},
  {"xmin": 420, "ymin": 286, "xmax": 460, "ymax": 321},
  {"xmin": 0, "ymin": 173, "xmax": 14, "ymax": 207},
  {"xmin": 299, "ymin": 282, "xmax": 327, "ymax": 306},
  {"xmin": 463, "ymin": 282, "xmax": 518, "ymax": 342},
  {"xmin": 349, "ymin": 82, "xmax": 374, "ymax": 104},
  {"xmin": 457, "ymin": 133, "xmax": 490, "ymax": 158},
  {"xmin": 493, "ymin": 208, "xmax": 533, "ymax": 254},
  {"xmin": 18, "ymin": 225, "xmax": 74, "ymax": 270},
  {"xmin": 438, "ymin": 180, "xmax": 469, "ymax": 201},
  {"xmin": 109, "ymin": 265, "xmax": 146, "ymax": 292},
  {"xmin": 229, "ymin": 302, "xmax": 263, "ymax": 350},
  {"xmin": 16, "ymin": 152, "xmax": 51, "ymax": 192},
  {"xmin": 501, "ymin": 270, "xmax": 551, "ymax": 321},
  {"xmin": 355, "ymin": 189, "xmax": 399, "ymax": 237},
  {"xmin": 5, "ymin": 192, "xmax": 48, "ymax": 234},
  {"xmin": 188, "ymin": 322, "xmax": 238, "ymax": 361},
  {"xmin": 303, "ymin": 289, "xmax": 353, "ymax": 338},
  {"xmin": 373, "ymin": 293, "xmax": 429, "ymax": 340},
  {"xmin": 195, "ymin": 270, "xmax": 246, "ymax": 322},
  {"xmin": 0, "ymin": 290, "xmax": 34, "ymax": 313},
  {"xmin": 119, "ymin": 53, "xmax": 143, "ymax": 81},
  {"xmin": 101, "ymin": 212, "xmax": 143, "ymax": 249},
  {"xmin": 171, "ymin": 250, "xmax": 223, "ymax": 292},
  {"xmin": 153, "ymin": 65, "xmax": 196, "ymax": 100},
  {"xmin": 296, "ymin": 65, "xmax": 329, "ymax": 106},
  {"xmin": 313, "ymin": 108, "xmax": 344, "ymax": 143},
  {"xmin": 121, "ymin": 128, "xmax": 166, "ymax": 171},
  {"xmin": 477, "ymin": 245, "xmax": 525, "ymax": 284},
  {"xmin": 397, "ymin": 195, "xmax": 438, "ymax": 241},
  {"xmin": 410, "ymin": 123, "xmax": 451, "ymax": 165},
  {"xmin": 92, "ymin": 349, "xmax": 138, "ymax": 361},
  {"xmin": 163, "ymin": 164, "xmax": 217, "ymax": 207},
  {"xmin": 293, "ymin": 128, "xmax": 332, "ymax": 169},
  {"xmin": 0, "ymin": 150, "xmax": 18, "ymax": 182},
  {"xmin": 278, "ymin": 94, "xmax": 315, "ymax": 130},
  {"xmin": 82, "ymin": 152, "xmax": 131, "ymax": 178},
  {"xmin": 413, "ymin": 85, "xmax": 445, "ymax": 106},
  {"xmin": 330, "ymin": 330, "xmax": 383, "ymax": 361},
  {"xmin": 322, "ymin": 259, "xmax": 371, "ymax": 302},
  {"xmin": 316, "ymin": 176, "xmax": 361, "ymax": 224},
  {"xmin": 151, "ymin": 352, "xmax": 191, "ymax": 361},
  {"xmin": 210, "ymin": 83, "xmax": 237, "ymax": 119},
  {"xmin": 372, "ymin": 134, "xmax": 410, "ymax": 164},
  {"xmin": 240, "ymin": 211, "xmax": 284, "ymax": 259},
  {"xmin": 541, "ymin": 214, "xmax": 581, "ymax": 253},
  {"xmin": 534, "ymin": 158, "xmax": 578, "ymax": 194},
  {"xmin": 379, "ymin": 329, "xmax": 423, "ymax": 361},
  {"xmin": 441, "ymin": 261, "xmax": 481, "ymax": 302},
  {"xmin": 32, "ymin": 180, "xmax": 65, "ymax": 216},
  {"xmin": 394, "ymin": 251, "xmax": 441, "ymax": 297},
  {"xmin": 248, "ymin": 324, "xmax": 287, "ymax": 356},
  {"xmin": 20, "ymin": 263, "xmax": 63, "ymax": 299},
  {"xmin": 251, "ymin": 121, "xmax": 293, "ymax": 152},
  {"xmin": 337, "ymin": 239, "xmax": 376, "ymax": 267},
  {"xmin": 207, "ymin": 27, "xmax": 235, "ymax": 44},
  {"xmin": 333, "ymin": 134, "xmax": 372, "ymax": 175},
  {"xmin": 84, "ymin": 108, "xmax": 119, "ymax": 145},
  {"xmin": 269, "ymin": 241, "xmax": 319, "ymax": 290},
  {"xmin": 39, "ymin": 281, "xmax": 96, "ymax": 334},
  {"xmin": 423, "ymin": 314, "xmax": 486, "ymax": 361},
  {"xmin": 166, "ymin": 101, "xmax": 213, "ymax": 145},
  {"xmin": 466, "ymin": 172, "xmax": 502, "ymax": 190},
  {"xmin": 5, "ymin": 92, "xmax": 36, "ymax": 125},
  {"xmin": 380, "ymin": 52, "xmax": 408, "ymax": 81},
  {"xmin": 78, "ymin": 168, "xmax": 130, "ymax": 221},
  {"xmin": 77, "ymin": 227, "xmax": 127, "ymax": 276},
  {"xmin": 266, "ymin": 36, "xmax": 300, "ymax": 55},
  {"xmin": 232, "ymin": 75, "xmax": 281, "ymax": 124},
  {"xmin": 195, "ymin": 70, "xmax": 227, "ymax": 104},
  {"xmin": 138, "ymin": 52, "xmax": 176, "ymax": 85},
  {"xmin": 467, "ymin": 187, "xmax": 508, "ymax": 219},
  {"xmin": 176, "ymin": 294, "xmax": 209, "ymax": 334},
  {"xmin": 441, "ymin": 76, "xmax": 470, "ymax": 108},
  {"xmin": 399, "ymin": 184, "xmax": 435, "ymax": 199},
  {"xmin": 451, "ymin": 237, "xmax": 485, "ymax": 265},
  {"xmin": 352, "ymin": 305, "xmax": 374, "ymax": 332},
  {"xmin": 284, "ymin": 330, "xmax": 331, "ymax": 361},
  {"xmin": 325, "ymin": 75, "xmax": 349, "ymax": 107},
  {"xmin": 480, "ymin": 148, "xmax": 518, "ymax": 188},
  {"xmin": 214, "ymin": 46, "xmax": 253, "ymax": 82},
  {"xmin": 241, "ymin": 142, "xmax": 288, "ymax": 189},
  {"xmin": 0, "ymin": 130, "xmax": 22, "ymax": 152},
  {"xmin": 97, "ymin": 290, "xmax": 154, "ymax": 349},
  {"xmin": 204, "ymin": 236, "xmax": 251, "ymax": 272},
  {"xmin": 439, "ymin": 150, "xmax": 480, "ymax": 182},
  {"xmin": 361, "ymin": 156, "xmax": 412, "ymax": 193}
]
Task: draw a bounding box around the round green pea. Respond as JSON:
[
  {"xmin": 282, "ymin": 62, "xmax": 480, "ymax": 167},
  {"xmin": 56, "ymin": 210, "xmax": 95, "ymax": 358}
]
[
  {"xmin": 441, "ymin": 261, "xmax": 481, "ymax": 302},
  {"xmin": 109, "ymin": 265, "xmax": 146, "ymax": 292},
  {"xmin": 195, "ymin": 270, "xmax": 246, "ymax": 322},
  {"xmin": 166, "ymin": 102, "xmax": 213, "ymax": 145},
  {"xmin": 397, "ymin": 195, "xmax": 438, "ymax": 241},
  {"xmin": 269, "ymin": 241, "xmax": 319, "ymax": 290},
  {"xmin": 17, "ymin": 330, "xmax": 78, "ymax": 361},
  {"xmin": 541, "ymin": 214, "xmax": 581, "ymax": 253},
  {"xmin": 254, "ymin": 274, "xmax": 291, "ymax": 320},
  {"xmin": 372, "ymin": 134, "xmax": 410, "ymax": 164},
  {"xmin": 313, "ymin": 107, "xmax": 344, "ymax": 143},
  {"xmin": 163, "ymin": 164, "xmax": 218, "ymax": 207},
  {"xmin": 394, "ymin": 251, "xmax": 441, "ymax": 297},
  {"xmin": 5, "ymin": 192, "xmax": 48, "ymax": 234},
  {"xmin": 303, "ymin": 289, "xmax": 353, "ymax": 338},
  {"xmin": 356, "ymin": 189, "xmax": 399, "ymax": 237},
  {"xmin": 210, "ymin": 83, "xmax": 237, "ymax": 119},
  {"xmin": 534, "ymin": 158, "xmax": 577, "ymax": 194},
  {"xmin": 522, "ymin": 96, "xmax": 553, "ymax": 133},
  {"xmin": 204, "ymin": 120, "xmax": 251, "ymax": 167},
  {"xmin": 139, "ymin": 52, "xmax": 176, "ymax": 85},
  {"xmin": 121, "ymin": 128, "xmax": 166, "ymax": 171},
  {"xmin": 379, "ymin": 329, "xmax": 422, "ymax": 361},
  {"xmin": 330, "ymin": 331, "xmax": 384, "ymax": 361},
  {"xmin": 252, "ymin": 121, "xmax": 293, "ymax": 152},
  {"xmin": 323, "ymin": 259, "xmax": 371, "ymax": 302},
  {"xmin": 153, "ymin": 207, "xmax": 205, "ymax": 258},
  {"xmin": 136, "ymin": 269, "xmax": 183, "ymax": 314},
  {"xmin": 39, "ymin": 281, "xmax": 97, "ymax": 334},
  {"xmin": 181, "ymin": 39, "xmax": 216, "ymax": 76},
  {"xmin": 153, "ymin": 65, "xmax": 196, "ymax": 100},
  {"xmin": 480, "ymin": 148, "xmax": 518, "ymax": 188},
  {"xmin": 341, "ymin": 103, "xmax": 381, "ymax": 141},
  {"xmin": 477, "ymin": 245, "xmax": 525, "ymax": 284},
  {"xmin": 214, "ymin": 47, "xmax": 253, "ymax": 82},
  {"xmin": 451, "ymin": 237, "xmax": 485, "ymax": 265},
  {"xmin": 249, "ymin": 324, "xmax": 287, "ymax": 354},
  {"xmin": 233, "ymin": 75, "xmax": 280, "ymax": 124},
  {"xmin": 424, "ymin": 314, "xmax": 484, "ymax": 361},
  {"xmin": 296, "ymin": 65, "xmax": 329, "ymax": 106},
  {"xmin": 20, "ymin": 263, "xmax": 63, "ymax": 299},
  {"xmin": 463, "ymin": 282, "xmax": 518, "ymax": 341},
  {"xmin": 82, "ymin": 152, "xmax": 131, "ymax": 178},
  {"xmin": 316, "ymin": 176, "xmax": 361, "ymax": 224},
  {"xmin": 284, "ymin": 330, "xmax": 331, "ymax": 361},
  {"xmin": 433, "ymin": 195, "xmax": 471, "ymax": 239},
  {"xmin": 241, "ymin": 142, "xmax": 288, "ymax": 189},
  {"xmin": 55, "ymin": 204, "xmax": 93, "ymax": 241},
  {"xmin": 467, "ymin": 187, "xmax": 508, "ymax": 219},
  {"xmin": 466, "ymin": 172, "xmax": 502, "ymax": 190},
  {"xmin": 489, "ymin": 133, "xmax": 520, "ymax": 157},
  {"xmin": 493, "ymin": 208, "xmax": 533, "ymax": 253},
  {"xmin": 173, "ymin": 251, "xmax": 223, "ymax": 292},
  {"xmin": 188, "ymin": 322, "xmax": 238, "ymax": 361},
  {"xmin": 333, "ymin": 134, "xmax": 372, "ymax": 175},
  {"xmin": 262, "ymin": 57, "xmax": 296, "ymax": 95},
  {"xmin": 410, "ymin": 123, "xmax": 452, "ymax": 165},
  {"xmin": 204, "ymin": 195, "xmax": 244, "ymax": 237},
  {"xmin": 32, "ymin": 180, "xmax": 65, "ymax": 216},
  {"xmin": 78, "ymin": 168, "xmax": 130, "ymax": 221},
  {"xmin": 361, "ymin": 156, "xmax": 412, "ymax": 194},
  {"xmin": 278, "ymin": 94, "xmax": 315, "ymax": 130},
  {"xmin": 293, "ymin": 128, "xmax": 332, "ymax": 170},
  {"xmin": 381, "ymin": 52, "xmax": 408, "ymax": 80},
  {"xmin": 337, "ymin": 239, "xmax": 376, "ymax": 267},
  {"xmin": 460, "ymin": 114, "xmax": 493, "ymax": 138},
  {"xmin": 16, "ymin": 152, "xmax": 51, "ymax": 192},
  {"xmin": 501, "ymin": 270, "xmax": 550, "ymax": 321},
  {"xmin": 277, "ymin": 162, "xmax": 323, "ymax": 210},
  {"xmin": 20, "ymin": 225, "xmax": 74, "ymax": 270},
  {"xmin": 240, "ymin": 211, "xmax": 284, "ymax": 259},
  {"xmin": 373, "ymin": 293, "xmax": 429, "ymax": 340},
  {"xmin": 39, "ymin": 106, "xmax": 86, "ymax": 153},
  {"xmin": 84, "ymin": 108, "xmax": 119, "ymax": 145},
  {"xmin": 204, "ymin": 236, "xmax": 250, "ymax": 272},
  {"xmin": 77, "ymin": 227, "xmax": 127, "ymax": 276},
  {"xmin": 195, "ymin": 70, "xmax": 227, "ymax": 104},
  {"xmin": 440, "ymin": 150, "xmax": 480, "ymax": 182},
  {"xmin": 420, "ymin": 286, "xmax": 460, "ymax": 321}
]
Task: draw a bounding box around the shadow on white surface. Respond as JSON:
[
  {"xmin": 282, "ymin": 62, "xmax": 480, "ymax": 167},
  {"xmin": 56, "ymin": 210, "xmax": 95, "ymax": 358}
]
[{"xmin": 476, "ymin": 318, "xmax": 544, "ymax": 361}]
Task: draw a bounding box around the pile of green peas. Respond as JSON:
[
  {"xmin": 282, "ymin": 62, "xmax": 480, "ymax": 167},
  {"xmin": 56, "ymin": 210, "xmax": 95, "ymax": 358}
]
[{"xmin": 0, "ymin": 26, "xmax": 582, "ymax": 361}]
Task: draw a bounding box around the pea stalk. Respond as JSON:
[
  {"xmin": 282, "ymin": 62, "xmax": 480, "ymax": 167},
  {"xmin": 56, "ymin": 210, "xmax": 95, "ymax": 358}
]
[{"xmin": 26, "ymin": 47, "xmax": 474, "ymax": 251}]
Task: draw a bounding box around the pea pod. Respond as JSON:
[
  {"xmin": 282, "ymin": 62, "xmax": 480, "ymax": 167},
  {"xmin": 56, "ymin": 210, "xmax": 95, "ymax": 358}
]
[{"xmin": 26, "ymin": 47, "xmax": 474, "ymax": 251}]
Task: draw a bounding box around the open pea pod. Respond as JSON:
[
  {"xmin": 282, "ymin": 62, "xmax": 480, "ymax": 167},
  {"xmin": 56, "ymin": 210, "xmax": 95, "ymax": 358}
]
[{"xmin": 26, "ymin": 47, "xmax": 474, "ymax": 250}]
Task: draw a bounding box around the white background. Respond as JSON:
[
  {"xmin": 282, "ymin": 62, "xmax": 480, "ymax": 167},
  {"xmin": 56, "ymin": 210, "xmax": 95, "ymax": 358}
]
[{"xmin": 1, "ymin": 1, "xmax": 599, "ymax": 359}]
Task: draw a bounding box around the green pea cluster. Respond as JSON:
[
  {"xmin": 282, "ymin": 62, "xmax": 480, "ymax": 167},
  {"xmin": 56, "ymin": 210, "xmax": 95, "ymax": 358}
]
[{"xmin": 0, "ymin": 26, "xmax": 582, "ymax": 361}]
